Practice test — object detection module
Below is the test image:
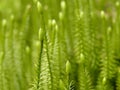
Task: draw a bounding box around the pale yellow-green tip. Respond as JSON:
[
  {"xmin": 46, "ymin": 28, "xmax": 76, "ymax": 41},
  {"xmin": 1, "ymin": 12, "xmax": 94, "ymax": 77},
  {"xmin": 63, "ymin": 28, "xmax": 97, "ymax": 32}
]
[
  {"xmin": 26, "ymin": 46, "xmax": 30, "ymax": 54},
  {"xmin": 10, "ymin": 14, "xmax": 15, "ymax": 21},
  {"xmin": 33, "ymin": 0, "xmax": 37, "ymax": 4},
  {"xmin": 35, "ymin": 40, "xmax": 40, "ymax": 47},
  {"xmin": 37, "ymin": 1, "xmax": 42, "ymax": 12},
  {"xmin": 77, "ymin": 53, "xmax": 85, "ymax": 64},
  {"xmin": 39, "ymin": 28, "xmax": 44, "ymax": 40},
  {"xmin": 101, "ymin": 10, "xmax": 105, "ymax": 18},
  {"xmin": 2, "ymin": 19, "xmax": 7, "ymax": 27},
  {"xmin": 80, "ymin": 11, "xmax": 84, "ymax": 18},
  {"xmin": 116, "ymin": 1, "xmax": 120, "ymax": 7},
  {"xmin": 118, "ymin": 67, "xmax": 120, "ymax": 73},
  {"xmin": 59, "ymin": 12, "xmax": 64, "ymax": 20},
  {"xmin": 59, "ymin": 79, "xmax": 65, "ymax": 89},
  {"xmin": 66, "ymin": 60, "xmax": 71, "ymax": 74},
  {"xmin": 107, "ymin": 26, "xmax": 112, "ymax": 35},
  {"xmin": 0, "ymin": 52, "xmax": 4, "ymax": 64},
  {"xmin": 102, "ymin": 77, "xmax": 106, "ymax": 85},
  {"xmin": 61, "ymin": 1, "xmax": 66, "ymax": 11},
  {"xmin": 52, "ymin": 19, "xmax": 56, "ymax": 26}
]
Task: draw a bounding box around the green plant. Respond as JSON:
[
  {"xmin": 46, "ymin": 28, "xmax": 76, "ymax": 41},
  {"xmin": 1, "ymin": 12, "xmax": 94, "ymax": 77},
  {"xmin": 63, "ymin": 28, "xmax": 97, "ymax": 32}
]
[{"xmin": 0, "ymin": 0, "xmax": 120, "ymax": 90}]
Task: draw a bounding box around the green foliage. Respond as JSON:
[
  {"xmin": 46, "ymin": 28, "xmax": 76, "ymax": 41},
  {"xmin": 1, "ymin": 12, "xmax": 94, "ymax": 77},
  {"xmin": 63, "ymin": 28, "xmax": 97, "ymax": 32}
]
[{"xmin": 0, "ymin": 0, "xmax": 120, "ymax": 90}]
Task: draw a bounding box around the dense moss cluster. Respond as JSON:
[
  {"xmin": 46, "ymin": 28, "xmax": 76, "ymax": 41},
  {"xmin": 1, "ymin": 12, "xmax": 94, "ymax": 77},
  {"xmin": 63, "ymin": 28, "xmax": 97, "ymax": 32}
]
[{"xmin": 0, "ymin": 0, "xmax": 120, "ymax": 90}]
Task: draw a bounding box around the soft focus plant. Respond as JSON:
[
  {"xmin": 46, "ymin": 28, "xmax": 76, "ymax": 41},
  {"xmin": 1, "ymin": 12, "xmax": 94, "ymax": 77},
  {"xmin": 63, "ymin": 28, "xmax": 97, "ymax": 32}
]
[{"xmin": 0, "ymin": 0, "xmax": 120, "ymax": 90}]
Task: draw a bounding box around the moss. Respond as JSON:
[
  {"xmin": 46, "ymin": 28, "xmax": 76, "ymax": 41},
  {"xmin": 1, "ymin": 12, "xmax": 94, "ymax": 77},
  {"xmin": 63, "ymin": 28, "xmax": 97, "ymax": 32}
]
[{"xmin": 0, "ymin": 0, "xmax": 120, "ymax": 90}]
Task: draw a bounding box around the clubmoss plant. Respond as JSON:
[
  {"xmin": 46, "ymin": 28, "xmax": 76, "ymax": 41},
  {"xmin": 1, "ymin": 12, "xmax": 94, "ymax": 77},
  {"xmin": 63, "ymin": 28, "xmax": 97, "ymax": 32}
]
[{"xmin": 0, "ymin": 0, "xmax": 120, "ymax": 90}]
